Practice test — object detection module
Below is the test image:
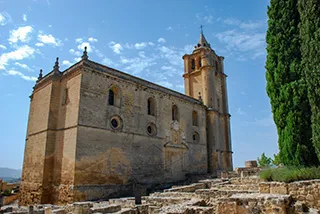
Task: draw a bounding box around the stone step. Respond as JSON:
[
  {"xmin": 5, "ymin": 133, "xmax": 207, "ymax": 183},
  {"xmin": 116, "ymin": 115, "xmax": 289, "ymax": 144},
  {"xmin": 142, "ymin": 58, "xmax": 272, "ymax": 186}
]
[
  {"xmin": 214, "ymin": 184, "xmax": 259, "ymax": 191},
  {"xmin": 164, "ymin": 183, "xmax": 206, "ymax": 193},
  {"xmin": 150, "ymin": 192, "xmax": 196, "ymax": 198},
  {"xmin": 198, "ymin": 179, "xmax": 227, "ymax": 189},
  {"xmin": 90, "ymin": 204, "xmax": 121, "ymax": 213},
  {"xmin": 196, "ymin": 188, "xmax": 257, "ymax": 200},
  {"xmin": 146, "ymin": 196, "xmax": 193, "ymax": 206},
  {"xmin": 229, "ymin": 176, "xmax": 261, "ymax": 185}
]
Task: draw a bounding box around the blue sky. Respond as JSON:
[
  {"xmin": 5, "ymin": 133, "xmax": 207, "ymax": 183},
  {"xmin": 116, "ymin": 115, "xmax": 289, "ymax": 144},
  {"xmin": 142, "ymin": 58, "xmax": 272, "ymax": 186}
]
[{"xmin": 0, "ymin": 0, "xmax": 276, "ymax": 170}]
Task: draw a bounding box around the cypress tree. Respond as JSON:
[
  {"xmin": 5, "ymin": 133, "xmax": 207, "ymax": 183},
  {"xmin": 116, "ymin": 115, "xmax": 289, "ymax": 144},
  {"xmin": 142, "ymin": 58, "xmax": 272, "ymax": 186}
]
[
  {"xmin": 266, "ymin": 0, "xmax": 318, "ymax": 166},
  {"xmin": 299, "ymin": 0, "xmax": 320, "ymax": 161}
]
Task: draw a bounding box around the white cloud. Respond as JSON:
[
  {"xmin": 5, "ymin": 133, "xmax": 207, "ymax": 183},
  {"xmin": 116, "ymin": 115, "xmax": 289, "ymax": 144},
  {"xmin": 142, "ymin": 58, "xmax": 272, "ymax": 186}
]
[
  {"xmin": 74, "ymin": 57, "xmax": 81, "ymax": 62},
  {"xmin": 77, "ymin": 42, "xmax": 92, "ymax": 52},
  {"xmin": 62, "ymin": 60, "xmax": 73, "ymax": 67},
  {"xmin": 120, "ymin": 56, "xmax": 157, "ymax": 75},
  {"xmin": 35, "ymin": 42, "xmax": 44, "ymax": 47},
  {"xmin": 88, "ymin": 37, "xmax": 98, "ymax": 42},
  {"xmin": 134, "ymin": 42, "xmax": 148, "ymax": 50},
  {"xmin": 158, "ymin": 38, "xmax": 166, "ymax": 43},
  {"xmin": 0, "ymin": 45, "xmax": 7, "ymax": 50},
  {"xmin": 9, "ymin": 26, "xmax": 33, "ymax": 43},
  {"xmin": 0, "ymin": 45, "xmax": 35, "ymax": 70},
  {"xmin": 109, "ymin": 42, "xmax": 123, "ymax": 54},
  {"xmin": 223, "ymin": 18, "xmax": 266, "ymax": 30},
  {"xmin": 23, "ymin": 14, "xmax": 27, "ymax": 21},
  {"xmin": 69, "ymin": 48, "xmax": 81, "ymax": 56},
  {"xmin": 75, "ymin": 38, "xmax": 83, "ymax": 43},
  {"xmin": 95, "ymin": 49, "xmax": 104, "ymax": 58},
  {"xmin": 216, "ymin": 30, "xmax": 265, "ymax": 60},
  {"xmin": 14, "ymin": 62, "xmax": 32, "ymax": 71},
  {"xmin": 236, "ymin": 108, "xmax": 246, "ymax": 116},
  {"xmin": 204, "ymin": 15, "xmax": 213, "ymax": 24},
  {"xmin": 166, "ymin": 26, "xmax": 173, "ymax": 31},
  {"xmin": 138, "ymin": 51, "xmax": 146, "ymax": 58},
  {"xmin": 37, "ymin": 32, "xmax": 61, "ymax": 46},
  {"xmin": 102, "ymin": 58, "xmax": 114, "ymax": 65},
  {"xmin": 0, "ymin": 12, "xmax": 11, "ymax": 26},
  {"xmin": 7, "ymin": 69, "xmax": 37, "ymax": 81},
  {"xmin": 161, "ymin": 65, "xmax": 177, "ymax": 72},
  {"xmin": 158, "ymin": 46, "xmax": 183, "ymax": 66}
]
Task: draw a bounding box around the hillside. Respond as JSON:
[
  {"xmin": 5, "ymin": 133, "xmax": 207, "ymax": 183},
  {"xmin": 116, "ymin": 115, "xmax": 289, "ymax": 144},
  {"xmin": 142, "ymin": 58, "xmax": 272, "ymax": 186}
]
[{"xmin": 0, "ymin": 167, "xmax": 22, "ymax": 180}]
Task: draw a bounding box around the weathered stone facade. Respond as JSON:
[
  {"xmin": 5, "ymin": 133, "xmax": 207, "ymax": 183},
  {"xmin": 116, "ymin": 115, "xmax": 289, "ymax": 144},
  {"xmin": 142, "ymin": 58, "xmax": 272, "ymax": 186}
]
[{"xmin": 20, "ymin": 33, "xmax": 233, "ymax": 205}]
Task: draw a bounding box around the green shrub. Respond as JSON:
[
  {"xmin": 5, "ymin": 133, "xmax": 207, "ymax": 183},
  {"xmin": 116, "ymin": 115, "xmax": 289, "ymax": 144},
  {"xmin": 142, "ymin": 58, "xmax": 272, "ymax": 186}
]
[
  {"xmin": 3, "ymin": 189, "xmax": 11, "ymax": 196},
  {"xmin": 259, "ymin": 167, "xmax": 320, "ymax": 182}
]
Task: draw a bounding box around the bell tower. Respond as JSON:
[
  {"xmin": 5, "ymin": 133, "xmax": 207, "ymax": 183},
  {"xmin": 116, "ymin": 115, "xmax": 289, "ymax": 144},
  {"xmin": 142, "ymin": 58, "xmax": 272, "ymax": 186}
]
[{"xmin": 183, "ymin": 31, "xmax": 233, "ymax": 173}]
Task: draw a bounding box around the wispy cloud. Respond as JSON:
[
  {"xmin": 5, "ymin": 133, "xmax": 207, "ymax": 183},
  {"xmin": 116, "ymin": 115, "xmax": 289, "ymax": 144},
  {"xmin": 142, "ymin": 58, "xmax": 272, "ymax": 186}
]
[
  {"xmin": 9, "ymin": 26, "xmax": 33, "ymax": 43},
  {"xmin": 0, "ymin": 45, "xmax": 7, "ymax": 50},
  {"xmin": 236, "ymin": 108, "xmax": 246, "ymax": 116},
  {"xmin": 0, "ymin": 12, "xmax": 11, "ymax": 26},
  {"xmin": 37, "ymin": 32, "xmax": 61, "ymax": 46},
  {"xmin": 88, "ymin": 37, "xmax": 98, "ymax": 42},
  {"xmin": 62, "ymin": 60, "xmax": 73, "ymax": 67},
  {"xmin": 216, "ymin": 30, "xmax": 265, "ymax": 60},
  {"xmin": 204, "ymin": 15, "xmax": 213, "ymax": 24},
  {"xmin": 77, "ymin": 42, "xmax": 91, "ymax": 52},
  {"xmin": 109, "ymin": 42, "xmax": 123, "ymax": 54},
  {"xmin": 223, "ymin": 18, "xmax": 266, "ymax": 30},
  {"xmin": 23, "ymin": 14, "xmax": 27, "ymax": 22},
  {"xmin": 0, "ymin": 45, "xmax": 35, "ymax": 70},
  {"xmin": 158, "ymin": 38, "xmax": 166, "ymax": 43},
  {"xmin": 6, "ymin": 69, "xmax": 37, "ymax": 81},
  {"xmin": 14, "ymin": 62, "xmax": 32, "ymax": 71},
  {"xmin": 166, "ymin": 26, "xmax": 173, "ymax": 31},
  {"xmin": 120, "ymin": 56, "xmax": 157, "ymax": 75}
]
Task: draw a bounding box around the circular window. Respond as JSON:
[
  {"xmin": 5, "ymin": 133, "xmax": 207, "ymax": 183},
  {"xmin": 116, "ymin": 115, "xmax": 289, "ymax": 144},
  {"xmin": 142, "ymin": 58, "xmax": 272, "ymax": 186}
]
[
  {"xmin": 193, "ymin": 132, "xmax": 200, "ymax": 143},
  {"xmin": 147, "ymin": 123, "xmax": 157, "ymax": 137},
  {"xmin": 110, "ymin": 116, "xmax": 122, "ymax": 130}
]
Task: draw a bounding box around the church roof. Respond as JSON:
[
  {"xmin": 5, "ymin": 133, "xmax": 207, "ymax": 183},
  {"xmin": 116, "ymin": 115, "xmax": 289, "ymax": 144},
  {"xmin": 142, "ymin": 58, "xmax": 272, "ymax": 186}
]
[
  {"xmin": 198, "ymin": 32, "xmax": 210, "ymax": 48},
  {"xmin": 193, "ymin": 30, "xmax": 211, "ymax": 51}
]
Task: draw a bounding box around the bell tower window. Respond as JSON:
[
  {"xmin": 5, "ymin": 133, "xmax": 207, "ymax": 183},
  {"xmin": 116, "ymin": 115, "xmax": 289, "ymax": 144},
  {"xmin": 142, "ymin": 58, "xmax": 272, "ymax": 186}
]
[{"xmin": 191, "ymin": 59, "xmax": 195, "ymax": 70}]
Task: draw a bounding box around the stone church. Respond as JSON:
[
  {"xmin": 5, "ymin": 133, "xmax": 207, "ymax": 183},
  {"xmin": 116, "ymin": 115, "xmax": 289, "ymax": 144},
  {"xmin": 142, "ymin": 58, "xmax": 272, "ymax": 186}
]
[{"xmin": 20, "ymin": 32, "xmax": 233, "ymax": 205}]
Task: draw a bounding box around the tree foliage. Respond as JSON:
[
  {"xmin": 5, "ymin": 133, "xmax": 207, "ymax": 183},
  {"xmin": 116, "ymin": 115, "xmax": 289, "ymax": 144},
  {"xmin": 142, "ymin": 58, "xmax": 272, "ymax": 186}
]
[
  {"xmin": 266, "ymin": 0, "xmax": 319, "ymax": 166},
  {"xmin": 257, "ymin": 153, "xmax": 272, "ymax": 167},
  {"xmin": 299, "ymin": 0, "xmax": 320, "ymax": 161}
]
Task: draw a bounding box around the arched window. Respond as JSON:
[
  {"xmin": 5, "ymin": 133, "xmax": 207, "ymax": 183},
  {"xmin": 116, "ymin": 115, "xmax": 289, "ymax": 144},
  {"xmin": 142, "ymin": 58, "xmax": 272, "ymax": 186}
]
[
  {"xmin": 108, "ymin": 85, "xmax": 121, "ymax": 107},
  {"xmin": 191, "ymin": 59, "xmax": 195, "ymax": 70},
  {"xmin": 172, "ymin": 105, "xmax": 179, "ymax": 121},
  {"xmin": 199, "ymin": 59, "xmax": 202, "ymax": 68},
  {"xmin": 192, "ymin": 111, "xmax": 198, "ymax": 126},
  {"xmin": 108, "ymin": 89, "xmax": 115, "ymax": 105},
  {"xmin": 147, "ymin": 97, "xmax": 155, "ymax": 116}
]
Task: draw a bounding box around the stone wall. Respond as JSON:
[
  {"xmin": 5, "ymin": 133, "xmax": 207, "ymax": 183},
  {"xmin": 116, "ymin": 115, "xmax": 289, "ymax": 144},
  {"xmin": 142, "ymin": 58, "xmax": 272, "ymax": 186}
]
[
  {"xmin": 73, "ymin": 64, "xmax": 208, "ymax": 201},
  {"xmin": 259, "ymin": 179, "xmax": 320, "ymax": 210}
]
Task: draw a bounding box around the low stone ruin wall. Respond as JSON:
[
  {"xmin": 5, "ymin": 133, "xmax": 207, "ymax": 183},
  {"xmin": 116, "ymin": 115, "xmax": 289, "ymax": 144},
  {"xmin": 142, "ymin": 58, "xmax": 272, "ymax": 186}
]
[
  {"xmin": 3, "ymin": 194, "xmax": 19, "ymax": 205},
  {"xmin": 259, "ymin": 179, "xmax": 320, "ymax": 210},
  {"xmin": 217, "ymin": 193, "xmax": 292, "ymax": 214}
]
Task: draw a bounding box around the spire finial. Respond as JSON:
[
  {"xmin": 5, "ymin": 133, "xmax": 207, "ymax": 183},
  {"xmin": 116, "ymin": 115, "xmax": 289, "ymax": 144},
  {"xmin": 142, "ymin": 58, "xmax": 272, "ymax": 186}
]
[
  {"xmin": 82, "ymin": 46, "xmax": 88, "ymax": 60},
  {"xmin": 37, "ymin": 69, "xmax": 43, "ymax": 81},
  {"xmin": 200, "ymin": 25, "xmax": 203, "ymax": 34},
  {"xmin": 53, "ymin": 57, "xmax": 60, "ymax": 75}
]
